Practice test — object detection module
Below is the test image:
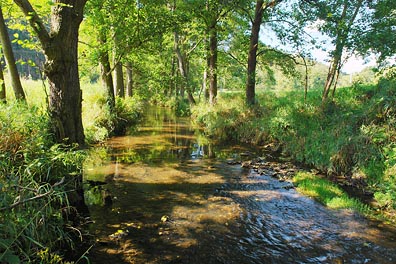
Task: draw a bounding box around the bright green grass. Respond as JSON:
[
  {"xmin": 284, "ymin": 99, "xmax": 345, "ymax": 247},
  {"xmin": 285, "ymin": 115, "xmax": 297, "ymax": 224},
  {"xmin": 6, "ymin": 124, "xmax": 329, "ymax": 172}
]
[{"xmin": 293, "ymin": 172, "xmax": 372, "ymax": 215}]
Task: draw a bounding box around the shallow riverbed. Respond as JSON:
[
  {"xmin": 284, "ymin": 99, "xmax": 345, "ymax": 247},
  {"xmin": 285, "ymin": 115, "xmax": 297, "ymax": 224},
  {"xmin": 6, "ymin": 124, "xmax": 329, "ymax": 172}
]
[{"xmin": 84, "ymin": 107, "xmax": 396, "ymax": 263}]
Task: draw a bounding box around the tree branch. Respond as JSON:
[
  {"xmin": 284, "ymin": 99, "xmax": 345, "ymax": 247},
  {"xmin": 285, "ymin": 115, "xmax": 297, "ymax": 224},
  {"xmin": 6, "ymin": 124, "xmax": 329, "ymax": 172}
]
[
  {"xmin": 187, "ymin": 38, "xmax": 204, "ymax": 56},
  {"xmin": 224, "ymin": 51, "xmax": 246, "ymax": 68},
  {"xmin": 0, "ymin": 177, "xmax": 65, "ymax": 212},
  {"xmin": 12, "ymin": 0, "xmax": 51, "ymax": 45}
]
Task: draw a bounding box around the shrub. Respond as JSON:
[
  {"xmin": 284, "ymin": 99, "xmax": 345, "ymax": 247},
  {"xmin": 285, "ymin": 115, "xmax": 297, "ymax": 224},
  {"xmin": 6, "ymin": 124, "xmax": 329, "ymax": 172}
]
[{"xmin": 83, "ymin": 92, "xmax": 144, "ymax": 143}]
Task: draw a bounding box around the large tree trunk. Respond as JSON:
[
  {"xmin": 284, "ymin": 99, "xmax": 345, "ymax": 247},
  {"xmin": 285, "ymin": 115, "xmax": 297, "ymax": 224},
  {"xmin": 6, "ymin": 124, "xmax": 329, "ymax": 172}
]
[
  {"xmin": 114, "ymin": 61, "xmax": 125, "ymax": 98},
  {"xmin": 0, "ymin": 6, "xmax": 25, "ymax": 101},
  {"xmin": 14, "ymin": 0, "xmax": 87, "ymax": 145},
  {"xmin": 99, "ymin": 33, "xmax": 115, "ymax": 113},
  {"xmin": 126, "ymin": 61, "xmax": 133, "ymax": 97},
  {"xmin": 246, "ymin": 0, "xmax": 264, "ymax": 106},
  {"xmin": 46, "ymin": 6, "xmax": 85, "ymax": 144}
]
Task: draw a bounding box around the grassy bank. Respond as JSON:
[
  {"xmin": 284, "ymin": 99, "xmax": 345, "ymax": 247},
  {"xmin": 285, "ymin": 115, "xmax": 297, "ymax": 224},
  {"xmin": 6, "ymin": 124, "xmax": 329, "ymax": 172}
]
[
  {"xmin": 192, "ymin": 79, "xmax": 396, "ymax": 222},
  {"xmin": 0, "ymin": 80, "xmax": 143, "ymax": 262}
]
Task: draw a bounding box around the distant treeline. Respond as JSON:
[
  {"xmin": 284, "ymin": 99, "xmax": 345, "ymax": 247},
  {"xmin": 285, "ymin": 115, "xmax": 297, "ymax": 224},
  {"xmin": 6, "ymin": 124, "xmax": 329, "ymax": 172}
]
[{"xmin": 5, "ymin": 21, "xmax": 44, "ymax": 80}]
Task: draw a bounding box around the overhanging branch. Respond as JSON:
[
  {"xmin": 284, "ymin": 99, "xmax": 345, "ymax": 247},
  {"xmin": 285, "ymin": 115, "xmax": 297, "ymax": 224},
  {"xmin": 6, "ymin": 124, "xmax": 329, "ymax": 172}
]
[{"xmin": 13, "ymin": 0, "xmax": 50, "ymax": 45}]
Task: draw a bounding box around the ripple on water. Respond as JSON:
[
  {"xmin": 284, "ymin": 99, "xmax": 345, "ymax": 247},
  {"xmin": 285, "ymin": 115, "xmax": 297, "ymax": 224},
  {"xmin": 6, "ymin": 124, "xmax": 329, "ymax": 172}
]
[{"xmin": 84, "ymin": 107, "xmax": 396, "ymax": 264}]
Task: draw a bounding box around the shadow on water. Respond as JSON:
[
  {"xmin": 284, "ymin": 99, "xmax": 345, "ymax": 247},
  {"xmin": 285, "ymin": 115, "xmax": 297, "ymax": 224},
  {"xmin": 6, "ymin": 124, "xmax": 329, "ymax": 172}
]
[{"xmin": 83, "ymin": 107, "xmax": 396, "ymax": 264}]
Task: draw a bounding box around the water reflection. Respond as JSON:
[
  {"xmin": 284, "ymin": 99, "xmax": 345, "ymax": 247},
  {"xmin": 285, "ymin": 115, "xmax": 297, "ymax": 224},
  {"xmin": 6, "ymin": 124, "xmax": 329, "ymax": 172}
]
[{"xmin": 84, "ymin": 107, "xmax": 396, "ymax": 264}]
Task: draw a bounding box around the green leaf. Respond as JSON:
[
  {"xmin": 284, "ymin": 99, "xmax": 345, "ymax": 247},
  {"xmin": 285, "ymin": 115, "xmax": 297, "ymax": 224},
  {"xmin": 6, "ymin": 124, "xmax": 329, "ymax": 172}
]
[{"xmin": 0, "ymin": 251, "xmax": 21, "ymax": 264}]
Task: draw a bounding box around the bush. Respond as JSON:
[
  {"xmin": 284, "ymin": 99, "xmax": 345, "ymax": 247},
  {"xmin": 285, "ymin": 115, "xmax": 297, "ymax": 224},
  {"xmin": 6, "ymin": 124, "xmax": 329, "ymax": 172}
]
[
  {"xmin": 191, "ymin": 93, "xmax": 254, "ymax": 141},
  {"xmin": 84, "ymin": 93, "xmax": 144, "ymax": 143}
]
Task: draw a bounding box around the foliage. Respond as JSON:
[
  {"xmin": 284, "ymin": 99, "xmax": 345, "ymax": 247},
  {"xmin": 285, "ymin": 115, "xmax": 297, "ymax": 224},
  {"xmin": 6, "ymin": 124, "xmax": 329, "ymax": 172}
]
[
  {"xmin": 0, "ymin": 102, "xmax": 86, "ymax": 263},
  {"xmin": 83, "ymin": 83, "xmax": 144, "ymax": 143},
  {"xmin": 192, "ymin": 77, "xmax": 396, "ymax": 219},
  {"xmin": 357, "ymin": 0, "xmax": 396, "ymax": 62},
  {"xmin": 163, "ymin": 97, "xmax": 191, "ymax": 117},
  {"xmin": 191, "ymin": 93, "xmax": 255, "ymax": 141}
]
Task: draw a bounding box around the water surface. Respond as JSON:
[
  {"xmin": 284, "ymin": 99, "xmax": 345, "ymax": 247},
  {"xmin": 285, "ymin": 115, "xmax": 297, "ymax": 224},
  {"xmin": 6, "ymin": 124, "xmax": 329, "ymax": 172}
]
[{"xmin": 84, "ymin": 107, "xmax": 396, "ymax": 263}]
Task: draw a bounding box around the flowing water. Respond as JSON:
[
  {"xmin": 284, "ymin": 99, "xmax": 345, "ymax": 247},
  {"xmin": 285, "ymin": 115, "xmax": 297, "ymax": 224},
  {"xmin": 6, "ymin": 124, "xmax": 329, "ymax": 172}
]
[{"xmin": 84, "ymin": 107, "xmax": 396, "ymax": 264}]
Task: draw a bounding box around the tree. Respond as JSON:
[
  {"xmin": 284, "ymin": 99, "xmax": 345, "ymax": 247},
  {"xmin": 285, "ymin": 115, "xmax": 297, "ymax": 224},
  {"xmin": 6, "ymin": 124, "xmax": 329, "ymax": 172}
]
[
  {"xmin": 125, "ymin": 61, "xmax": 133, "ymax": 97},
  {"xmin": 207, "ymin": 1, "xmax": 218, "ymax": 105},
  {"xmin": 299, "ymin": 0, "xmax": 372, "ymax": 102},
  {"xmin": 0, "ymin": 5, "xmax": 25, "ymax": 101},
  {"xmin": 0, "ymin": 57, "xmax": 5, "ymax": 103},
  {"xmin": 357, "ymin": 0, "xmax": 396, "ymax": 64},
  {"xmin": 98, "ymin": 29, "xmax": 116, "ymax": 113},
  {"xmin": 113, "ymin": 58, "xmax": 125, "ymax": 98},
  {"xmin": 173, "ymin": 30, "xmax": 197, "ymax": 104},
  {"xmin": 191, "ymin": 0, "xmax": 245, "ymax": 105},
  {"xmin": 246, "ymin": 0, "xmax": 283, "ymax": 106},
  {"xmin": 13, "ymin": 0, "xmax": 87, "ymax": 145}
]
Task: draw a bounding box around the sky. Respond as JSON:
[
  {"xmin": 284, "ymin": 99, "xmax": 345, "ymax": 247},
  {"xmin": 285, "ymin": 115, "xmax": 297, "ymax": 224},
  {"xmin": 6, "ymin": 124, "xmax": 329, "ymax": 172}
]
[
  {"xmin": 260, "ymin": 25, "xmax": 377, "ymax": 75},
  {"xmin": 311, "ymin": 48, "xmax": 377, "ymax": 74}
]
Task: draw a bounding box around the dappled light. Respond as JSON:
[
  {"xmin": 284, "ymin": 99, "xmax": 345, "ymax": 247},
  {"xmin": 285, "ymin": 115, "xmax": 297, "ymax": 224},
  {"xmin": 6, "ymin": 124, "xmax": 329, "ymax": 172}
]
[{"xmin": 84, "ymin": 107, "xmax": 396, "ymax": 263}]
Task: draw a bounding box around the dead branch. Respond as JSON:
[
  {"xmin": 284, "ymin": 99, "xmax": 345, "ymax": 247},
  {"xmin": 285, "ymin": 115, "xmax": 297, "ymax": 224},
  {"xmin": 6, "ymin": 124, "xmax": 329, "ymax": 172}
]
[{"xmin": 0, "ymin": 177, "xmax": 65, "ymax": 212}]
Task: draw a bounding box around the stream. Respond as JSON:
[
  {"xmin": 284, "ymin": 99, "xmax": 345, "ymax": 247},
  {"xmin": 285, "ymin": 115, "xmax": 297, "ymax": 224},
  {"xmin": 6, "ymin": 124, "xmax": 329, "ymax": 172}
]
[{"xmin": 84, "ymin": 107, "xmax": 396, "ymax": 263}]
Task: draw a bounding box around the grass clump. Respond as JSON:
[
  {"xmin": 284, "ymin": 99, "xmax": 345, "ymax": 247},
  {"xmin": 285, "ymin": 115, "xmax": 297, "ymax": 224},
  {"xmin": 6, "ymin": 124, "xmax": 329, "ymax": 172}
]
[
  {"xmin": 191, "ymin": 93, "xmax": 256, "ymax": 141},
  {"xmin": 0, "ymin": 102, "xmax": 87, "ymax": 263},
  {"xmin": 293, "ymin": 172, "xmax": 371, "ymax": 215},
  {"xmin": 82, "ymin": 82, "xmax": 144, "ymax": 143}
]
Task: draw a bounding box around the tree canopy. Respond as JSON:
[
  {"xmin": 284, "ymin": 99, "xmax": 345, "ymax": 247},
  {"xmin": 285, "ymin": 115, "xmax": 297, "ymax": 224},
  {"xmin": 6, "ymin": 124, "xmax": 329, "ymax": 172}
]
[{"xmin": 0, "ymin": 0, "xmax": 394, "ymax": 143}]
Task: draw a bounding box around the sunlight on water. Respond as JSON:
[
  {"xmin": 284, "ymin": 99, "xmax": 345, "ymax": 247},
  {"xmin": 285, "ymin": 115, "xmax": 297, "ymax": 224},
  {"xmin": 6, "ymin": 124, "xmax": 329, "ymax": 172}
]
[{"xmin": 84, "ymin": 107, "xmax": 396, "ymax": 264}]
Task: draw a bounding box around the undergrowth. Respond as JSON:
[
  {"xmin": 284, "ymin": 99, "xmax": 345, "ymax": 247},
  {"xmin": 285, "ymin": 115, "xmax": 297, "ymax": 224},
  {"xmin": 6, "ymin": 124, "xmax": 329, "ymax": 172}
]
[
  {"xmin": 0, "ymin": 80, "xmax": 144, "ymax": 262},
  {"xmin": 0, "ymin": 103, "xmax": 86, "ymax": 263},
  {"xmin": 82, "ymin": 83, "xmax": 144, "ymax": 143},
  {"xmin": 191, "ymin": 75, "xmax": 396, "ymax": 221}
]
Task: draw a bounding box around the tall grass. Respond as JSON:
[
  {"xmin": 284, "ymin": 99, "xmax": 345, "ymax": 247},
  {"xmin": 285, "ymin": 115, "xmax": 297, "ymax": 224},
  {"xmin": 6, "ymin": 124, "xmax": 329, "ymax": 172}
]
[
  {"xmin": 0, "ymin": 102, "xmax": 86, "ymax": 263},
  {"xmin": 1, "ymin": 78, "xmax": 143, "ymax": 262},
  {"xmin": 191, "ymin": 78, "xmax": 396, "ymax": 220}
]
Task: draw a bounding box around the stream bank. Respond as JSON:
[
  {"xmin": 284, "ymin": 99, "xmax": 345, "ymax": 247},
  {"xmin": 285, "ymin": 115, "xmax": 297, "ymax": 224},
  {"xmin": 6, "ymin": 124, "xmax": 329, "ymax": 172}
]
[{"xmin": 83, "ymin": 106, "xmax": 396, "ymax": 263}]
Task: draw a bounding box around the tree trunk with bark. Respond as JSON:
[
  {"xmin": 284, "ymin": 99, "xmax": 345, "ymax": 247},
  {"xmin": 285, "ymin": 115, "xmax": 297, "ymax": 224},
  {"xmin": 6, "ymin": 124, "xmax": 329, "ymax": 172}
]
[
  {"xmin": 126, "ymin": 61, "xmax": 133, "ymax": 97},
  {"xmin": 98, "ymin": 32, "xmax": 115, "ymax": 113},
  {"xmin": 114, "ymin": 61, "xmax": 125, "ymax": 98},
  {"xmin": 322, "ymin": 48, "xmax": 342, "ymax": 102},
  {"xmin": 174, "ymin": 31, "xmax": 196, "ymax": 105},
  {"xmin": 0, "ymin": 6, "xmax": 25, "ymax": 101},
  {"xmin": 169, "ymin": 56, "xmax": 176, "ymax": 97},
  {"xmin": 0, "ymin": 61, "xmax": 5, "ymax": 103},
  {"xmin": 246, "ymin": 0, "xmax": 264, "ymax": 106},
  {"xmin": 208, "ymin": 22, "xmax": 217, "ymax": 105},
  {"xmin": 14, "ymin": 0, "xmax": 87, "ymax": 145},
  {"xmin": 322, "ymin": 0, "xmax": 363, "ymax": 102},
  {"xmin": 204, "ymin": 35, "xmax": 209, "ymax": 101}
]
